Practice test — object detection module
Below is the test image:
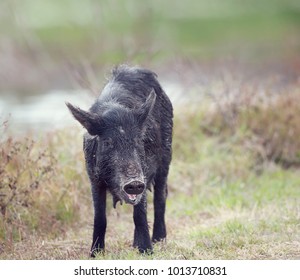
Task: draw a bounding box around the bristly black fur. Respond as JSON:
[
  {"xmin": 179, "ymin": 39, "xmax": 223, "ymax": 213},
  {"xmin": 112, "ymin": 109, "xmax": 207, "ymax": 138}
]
[{"xmin": 67, "ymin": 65, "xmax": 173, "ymax": 256}]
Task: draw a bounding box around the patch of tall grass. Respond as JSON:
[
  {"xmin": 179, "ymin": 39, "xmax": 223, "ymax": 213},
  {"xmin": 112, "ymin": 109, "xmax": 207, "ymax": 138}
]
[
  {"xmin": 200, "ymin": 83, "xmax": 300, "ymax": 167},
  {"xmin": 0, "ymin": 127, "xmax": 90, "ymax": 253}
]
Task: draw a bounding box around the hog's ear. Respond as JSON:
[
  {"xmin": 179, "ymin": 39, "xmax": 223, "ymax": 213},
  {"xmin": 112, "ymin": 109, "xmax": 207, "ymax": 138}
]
[
  {"xmin": 66, "ymin": 102, "xmax": 101, "ymax": 135},
  {"xmin": 135, "ymin": 89, "xmax": 156, "ymax": 126}
]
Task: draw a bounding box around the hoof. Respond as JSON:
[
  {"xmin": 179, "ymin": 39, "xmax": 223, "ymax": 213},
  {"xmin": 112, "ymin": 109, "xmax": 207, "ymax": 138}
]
[{"xmin": 90, "ymin": 248, "xmax": 105, "ymax": 258}]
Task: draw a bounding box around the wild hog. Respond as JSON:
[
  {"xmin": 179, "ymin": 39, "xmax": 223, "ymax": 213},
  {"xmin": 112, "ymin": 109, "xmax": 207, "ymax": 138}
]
[{"xmin": 66, "ymin": 65, "xmax": 173, "ymax": 256}]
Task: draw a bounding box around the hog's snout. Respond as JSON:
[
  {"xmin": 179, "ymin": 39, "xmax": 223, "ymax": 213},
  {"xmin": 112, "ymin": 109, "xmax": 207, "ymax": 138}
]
[
  {"xmin": 123, "ymin": 181, "xmax": 145, "ymax": 195},
  {"xmin": 119, "ymin": 160, "xmax": 145, "ymax": 204}
]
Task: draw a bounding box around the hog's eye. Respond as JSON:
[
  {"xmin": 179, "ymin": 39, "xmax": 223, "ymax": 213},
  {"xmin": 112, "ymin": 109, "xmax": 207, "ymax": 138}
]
[{"xmin": 102, "ymin": 138, "xmax": 113, "ymax": 150}]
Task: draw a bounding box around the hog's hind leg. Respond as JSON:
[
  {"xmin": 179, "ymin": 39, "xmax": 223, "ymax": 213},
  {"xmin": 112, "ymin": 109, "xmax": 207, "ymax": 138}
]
[{"xmin": 152, "ymin": 171, "xmax": 168, "ymax": 243}]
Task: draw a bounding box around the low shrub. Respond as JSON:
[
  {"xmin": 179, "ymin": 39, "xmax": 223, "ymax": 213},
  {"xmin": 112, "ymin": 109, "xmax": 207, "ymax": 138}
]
[
  {"xmin": 200, "ymin": 83, "xmax": 300, "ymax": 167},
  {"xmin": 0, "ymin": 124, "xmax": 89, "ymax": 252}
]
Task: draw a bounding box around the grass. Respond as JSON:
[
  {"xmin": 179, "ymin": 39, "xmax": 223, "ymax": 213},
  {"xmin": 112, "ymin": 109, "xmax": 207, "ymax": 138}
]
[{"xmin": 1, "ymin": 81, "xmax": 300, "ymax": 259}]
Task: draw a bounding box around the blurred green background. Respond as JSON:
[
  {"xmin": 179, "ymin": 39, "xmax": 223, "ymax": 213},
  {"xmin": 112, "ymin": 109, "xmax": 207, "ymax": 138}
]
[
  {"xmin": 0, "ymin": 0, "xmax": 299, "ymax": 92},
  {"xmin": 0, "ymin": 0, "xmax": 299, "ymax": 131}
]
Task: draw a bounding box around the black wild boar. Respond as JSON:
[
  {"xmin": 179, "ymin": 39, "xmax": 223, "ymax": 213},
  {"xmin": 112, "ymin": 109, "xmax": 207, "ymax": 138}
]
[{"xmin": 66, "ymin": 65, "xmax": 173, "ymax": 256}]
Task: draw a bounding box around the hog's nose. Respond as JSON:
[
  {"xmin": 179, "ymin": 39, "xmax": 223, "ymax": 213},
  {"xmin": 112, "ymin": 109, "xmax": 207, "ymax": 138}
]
[{"xmin": 123, "ymin": 181, "xmax": 145, "ymax": 195}]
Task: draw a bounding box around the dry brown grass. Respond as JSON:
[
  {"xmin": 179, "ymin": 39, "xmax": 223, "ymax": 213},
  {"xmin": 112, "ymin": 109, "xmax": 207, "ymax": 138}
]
[
  {"xmin": 201, "ymin": 82, "xmax": 300, "ymax": 167},
  {"xmin": 0, "ymin": 128, "xmax": 91, "ymax": 257}
]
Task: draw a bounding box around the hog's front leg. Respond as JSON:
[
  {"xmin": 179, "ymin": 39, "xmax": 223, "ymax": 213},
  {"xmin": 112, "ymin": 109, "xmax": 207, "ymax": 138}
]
[
  {"xmin": 133, "ymin": 194, "xmax": 152, "ymax": 253},
  {"xmin": 90, "ymin": 184, "xmax": 107, "ymax": 257}
]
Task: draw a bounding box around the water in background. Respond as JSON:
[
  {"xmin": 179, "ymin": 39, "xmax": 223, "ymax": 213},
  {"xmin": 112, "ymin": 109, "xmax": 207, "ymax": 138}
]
[
  {"xmin": 0, "ymin": 81, "xmax": 186, "ymax": 134},
  {"xmin": 1, "ymin": 90, "xmax": 91, "ymax": 133}
]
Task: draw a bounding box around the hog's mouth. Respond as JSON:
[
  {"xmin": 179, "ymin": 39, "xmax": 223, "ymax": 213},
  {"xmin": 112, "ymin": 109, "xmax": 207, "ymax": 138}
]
[
  {"xmin": 127, "ymin": 193, "xmax": 138, "ymax": 202},
  {"xmin": 122, "ymin": 192, "xmax": 143, "ymax": 205},
  {"xmin": 112, "ymin": 188, "xmax": 144, "ymax": 208}
]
